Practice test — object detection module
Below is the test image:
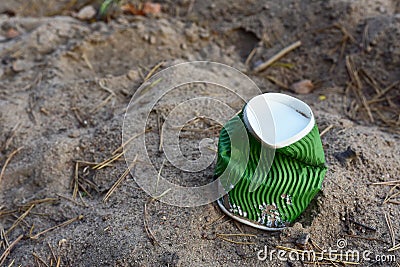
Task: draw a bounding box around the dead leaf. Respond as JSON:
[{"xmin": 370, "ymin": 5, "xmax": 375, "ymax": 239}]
[
  {"xmin": 142, "ymin": 2, "xmax": 161, "ymax": 15},
  {"xmin": 290, "ymin": 79, "xmax": 314, "ymax": 94},
  {"xmin": 121, "ymin": 2, "xmax": 161, "ymax": 16},
  {"xmin": 121, "ymin": 3, "xmax": 143, "ymax": 15}
]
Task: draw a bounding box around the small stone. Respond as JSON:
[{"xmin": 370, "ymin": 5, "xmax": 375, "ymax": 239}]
[
  {"xmin": 75, "ymin": 5, "xmax": 96, "ymax": 20},
  {"xmin": 58, "ymin": 239, "xmax": 67, "ymax": 247},
  {"xmin": 127, "ymin": 70, "xmax": 139, "ymax": 80},
  {"xmin": 295, "ymin": 233, "xmax": 310, "ymax": 248},
  {"xmin": 199, "ymin": 29, "xmax": 210, "ymax": 39},
  {"xmin": 149, "ymin": 35, "xmax": 156, "ymax": 44},
  {"xmin": 235, "ymin": 247, "xmax": 246, "ymax": 258},
  {"xmin": 12, "ymin": 60, "xmax": 25, "ymax": 72},
  {"xmin": 68, "ymin": 130, "xmax": 80, "ymax": 138},
  {"xmin": 290, "ymin": 79, "xmax": 314, "ymax": 94},
  {"xmin": 180, "ymin": 43, "xmax": 187, "ymax": 50}
]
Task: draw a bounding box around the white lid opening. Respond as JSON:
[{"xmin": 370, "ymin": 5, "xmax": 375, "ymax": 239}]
[{"xmin": 243, "ymin": 93, "xmax": 315, "ymax": 148}]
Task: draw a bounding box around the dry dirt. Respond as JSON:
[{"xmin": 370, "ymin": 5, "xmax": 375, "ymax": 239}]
[{"xmin": 0, "ymin": 0, "xmax": 399, "ymax": 266}]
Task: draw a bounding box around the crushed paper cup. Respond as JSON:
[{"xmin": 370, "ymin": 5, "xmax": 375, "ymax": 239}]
[{"xmin": 215, "ymin": 93, "xmax": 327, "ymax": 230}]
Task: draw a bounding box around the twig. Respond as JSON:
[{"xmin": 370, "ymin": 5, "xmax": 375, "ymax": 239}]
[
  {"xmin": 203, "ymin": 214, "xmax": 225, "ymax": 228},
  {"xmin": 78, "ymin": 191, "xmax": 89, "ymax": 207},
  {"xmin": 320, "ymin": 124, "xmax": 334, "ymax": 137},
  {"xmin": 245, "ymin": 47, "xmax": 257, "ymax": 66},
  {"xmin": 30, "ymin": 215, "xmax": 83, "ymax": 240},
  {"xmin": 0, "ymin": 234, "xmax": 23, "ymax": 265},
  {"xmin": 17, "ymin": 198, "xmax": 58, "ymax": 210},
  {"xmin": 98, "ymin": 78, "xmax": 116, "ymax": 96},
  {"xmin": 71, "ymin": 107, "xmax": 88, "ymax": 127},
  {"xmin": 333, "ymin": 23, "xmax": 357, "ymax": 43},
  {"xmin": 5, "ymin": 204, "xmax": 35, "ymax": 235},
  {"xmin": 155, "ymin": 159, "xmax": 165, "ymax": 195},
  {"xmin": 90, "ymin": 93, "xmax": 114, "ymax": 113},
  {"xmin": 103, "ymin": 155, "xmax": 138, "ymax": 202},
  {"xmin": 348, "ymin": 218, "xmax": 376, "ymax": 231},
  {"xmin": 384, "ymin": 212, "xmax": 395, "ymax": 247},
  {"xmin": 233, "ymin": 221, "xmax": 244, "ymax": 233},
  {"xmin": 254, "ymin": 40, "xmax": 301, "ymax": 72},
  {"xmin": 32, "ymin": 252, "xmax": 49, "ymax": 267},
  {"xmin": 345, "ymin": 56, "xmax": 374, "ymax": 122},
  {"xmin": 388, "ymin": 243, "xmax": 400, "ymax": 252},
  {"xmin": 6, "ymin": 258, "xmax": 15, "ymax": 267},
  {"xmin": 153, "ymin": 189, "xmax": 172, "ymax": 200},
  {"xmin": 144, "ymin": 198, "xmax": 159, "ymax": 246},
  {"xmin": 56, "ymin": 194, "xmax": 86, "ymax": 207},
  {"xmin": 81, "ymin": 53, "xmax": 93, "ymax": 71},
  {"xmin": 144, "ymin": 61, "xmax": 164, "ymax": 81},
  {"xmin": 1, "ymin": 227, "xmax": 9, "ymax": 248},
  {"xmin": 368, "ymin": 81, "xmax": 399, "ymax": 104},
  {"xmin": 47, "ymin": 242, "xmax": 57, "ymax": 264},
  {"xmin": 2, "ymin": 123, "xmax": 21, "ymax": 151},
  {"xmin": 0, "ymin": 146, "xmax": 24, "ymax": 185},
  {"xmin": 73, "ymin": 162, "xmax": 79, "ymax": 199},
  {"xmin": 216, "ymin": 235, "xmax": 255, "ymax": 245},
  {"xmin": 92, "ymin": 151, "xmax": 124, "ymax": 170},
  {"xmin": 56, "ymin": 256, "xmax": 61, "ymax": 267},
  {"xmin": 90, "ymin": 79, "xmax": 116, "ymax": 113},
  {"xmin": 359, "ymin": 68, "xmax": 382, "ymax": 94},
  {"xmin": 157, "ymin": 111, "xmax": 164, "ymax": 153},
  {"xmin": 265, "ymin": 75, "xmax": 289, "ymax": 90},
  {"xmin": 112, "ymin": 129, "xmax": 149, "ymax": 155},
  {"xmin": 383, "ymin": 185, "xmax": 400, "ymax": 204},
  {"xmin": 216, "ymin": 233, "xmax": 257, "ymax": 238},
  {"xmin": 371, "ymin": 180, "xmax": 400, "ymax": 186}
]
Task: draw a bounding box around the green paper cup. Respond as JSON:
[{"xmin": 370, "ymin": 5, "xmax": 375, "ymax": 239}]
[{"xmin": 215, "ymin": 93, "xmax": 327, "ymax": 230}]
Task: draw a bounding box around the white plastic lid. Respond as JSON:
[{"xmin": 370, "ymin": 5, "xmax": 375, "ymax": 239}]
[{"xmin": 243, "ymin": 93, "xmax": 315, "ymax": 148}]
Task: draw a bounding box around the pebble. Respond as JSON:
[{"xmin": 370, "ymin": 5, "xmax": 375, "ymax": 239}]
[
  {"xmin": 76, "ymin": 5, "xmax": 96, "ymax": 20},
  {"xmin": 149, "ymin": 35, "xmax": 156, "ymax": 44},
  {"xmin": 12, "ymin": 60, "xmax": 25, "ymax": 72},
  {"xmin": 295, "ymin": 233, "xmax": 310, "ymax": 248},
  {"xmin": 68, "ymin": 130, "xmax": 80, "ymax": 138},
  {"xmin": 127, "ymin": 69, "xmax": 139, "ymax": 80}
]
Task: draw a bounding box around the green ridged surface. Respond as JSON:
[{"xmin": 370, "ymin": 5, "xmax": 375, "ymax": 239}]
[{"xmin": 215, "ymin": 112, "xmax": 327, "ymax": 228}]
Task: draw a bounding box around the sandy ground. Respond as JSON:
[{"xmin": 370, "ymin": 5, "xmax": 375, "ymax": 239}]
[{"xmin": 0, "ymin": 0, "xmax": 399, "ymax": 266}]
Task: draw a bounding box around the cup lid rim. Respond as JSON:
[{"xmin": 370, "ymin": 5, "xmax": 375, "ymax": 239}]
[{"xmin": 243, "ymin": 93, "xmax": 315, "ymax": 148}]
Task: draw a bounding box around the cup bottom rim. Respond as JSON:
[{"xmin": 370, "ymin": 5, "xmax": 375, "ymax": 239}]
[{"xmin": 216, "ymin": 198, "xmax": 286, "ymax": 231}]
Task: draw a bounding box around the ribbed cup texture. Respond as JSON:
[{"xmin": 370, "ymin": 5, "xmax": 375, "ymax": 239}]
[{"xmin": 215, "ymin": 112, "xmax": 327, "ymax": 228}]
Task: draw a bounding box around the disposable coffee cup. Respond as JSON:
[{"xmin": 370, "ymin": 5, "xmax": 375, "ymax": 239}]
[{"xmin": 215, "ymin": 93, "xmax": 327, "ymax": 230}]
